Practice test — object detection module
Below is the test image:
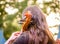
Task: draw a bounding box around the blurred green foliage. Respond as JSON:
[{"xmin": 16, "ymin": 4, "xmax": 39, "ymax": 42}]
[{"xmin": 0, "ymin": 0, "xmax": 59, "ymax": 40}]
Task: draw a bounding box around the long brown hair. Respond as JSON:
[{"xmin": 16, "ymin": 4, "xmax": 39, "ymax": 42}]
[{"xmin": 13, "ymin": 5, "xmax": 56, "ymax": 44}]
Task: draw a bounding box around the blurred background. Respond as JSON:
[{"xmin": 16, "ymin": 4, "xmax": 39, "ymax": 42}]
[{"xmin": 0, "ymin": 0, "xmax": 60, "ymax": 44}]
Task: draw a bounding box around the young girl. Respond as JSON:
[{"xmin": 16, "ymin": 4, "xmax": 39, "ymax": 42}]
[{"xmin": 5, "ymin": 5, "xmax": 56, "ymax": 44}]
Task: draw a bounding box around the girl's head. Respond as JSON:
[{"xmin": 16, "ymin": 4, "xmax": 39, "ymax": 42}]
[{"xmin": 13, "ymin": 5, "xmax": 55, "ymax": 44}]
